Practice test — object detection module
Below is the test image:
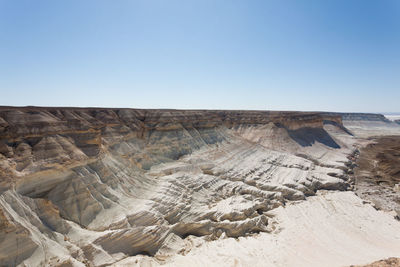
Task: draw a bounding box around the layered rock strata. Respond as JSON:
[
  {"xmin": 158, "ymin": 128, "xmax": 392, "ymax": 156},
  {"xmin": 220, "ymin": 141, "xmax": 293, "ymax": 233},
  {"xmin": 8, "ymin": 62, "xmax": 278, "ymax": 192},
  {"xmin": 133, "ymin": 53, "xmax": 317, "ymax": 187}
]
[{"xmin": 0, "ymin": 106, "xmax": 394, "ymax": 266}]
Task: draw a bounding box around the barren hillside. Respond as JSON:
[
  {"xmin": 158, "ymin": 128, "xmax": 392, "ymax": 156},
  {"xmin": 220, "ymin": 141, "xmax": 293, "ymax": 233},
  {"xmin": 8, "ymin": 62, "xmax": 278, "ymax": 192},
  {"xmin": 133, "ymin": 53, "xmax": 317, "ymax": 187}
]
[{"xmin": 0, "ymin": 107, "xmax": 399, "ymax": 267}]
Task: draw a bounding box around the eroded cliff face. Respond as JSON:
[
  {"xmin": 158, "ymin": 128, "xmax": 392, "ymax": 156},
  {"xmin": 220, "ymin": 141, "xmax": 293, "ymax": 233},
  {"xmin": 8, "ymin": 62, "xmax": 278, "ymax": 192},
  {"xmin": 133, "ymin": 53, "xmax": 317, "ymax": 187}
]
[
  {"xmin": 338, "ymin": 112, "xmax": 400, "ymax": 137},
  {"xmin": 0, "ymin": 107, "xmax": 371, "ymax": 266}
]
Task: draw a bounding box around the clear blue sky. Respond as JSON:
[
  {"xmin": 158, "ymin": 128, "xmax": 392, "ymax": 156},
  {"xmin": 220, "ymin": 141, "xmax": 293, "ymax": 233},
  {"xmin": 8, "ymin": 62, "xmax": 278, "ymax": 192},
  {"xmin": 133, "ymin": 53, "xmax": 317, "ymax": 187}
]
[{"xmin": 0, "ymin": 0, "xmax": 399, "ymax": 112}]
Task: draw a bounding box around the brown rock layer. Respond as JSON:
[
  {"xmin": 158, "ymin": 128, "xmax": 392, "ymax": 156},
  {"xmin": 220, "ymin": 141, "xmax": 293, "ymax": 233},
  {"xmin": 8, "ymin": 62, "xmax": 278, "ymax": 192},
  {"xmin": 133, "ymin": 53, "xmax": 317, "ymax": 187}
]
[
  {"xmin": 0, "ymin": 107, "xmax": 342, "ymax": 189},
  {"xmin": 354, "ymin": 136, "xmax": 400, "ymax": 216},
  {"xmin": 350, "ymin": 257, "xmax": 400, "ymax": 267},
  {"xmin": 1, "ymin": 106, "xmax": 387, "ymax": 266}
]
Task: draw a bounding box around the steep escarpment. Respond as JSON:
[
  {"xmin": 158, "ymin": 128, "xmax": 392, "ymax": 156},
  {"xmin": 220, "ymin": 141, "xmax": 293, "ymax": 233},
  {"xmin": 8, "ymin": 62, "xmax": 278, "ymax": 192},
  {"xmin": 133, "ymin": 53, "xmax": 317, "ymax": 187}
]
[
  {"xmin": 333, "ymin": 112, "xmax": 400, "ymax": 137},
  {"xmin": 0, "ymin": 107, "xmax": 379, "ymax": 266},
  {"xmin": 0, "ymin": 107, "xmax": 344, "ymax": 191},
  {"xmin": 340, "ymin": 113, "xmax": 390, "ymax": 122}
]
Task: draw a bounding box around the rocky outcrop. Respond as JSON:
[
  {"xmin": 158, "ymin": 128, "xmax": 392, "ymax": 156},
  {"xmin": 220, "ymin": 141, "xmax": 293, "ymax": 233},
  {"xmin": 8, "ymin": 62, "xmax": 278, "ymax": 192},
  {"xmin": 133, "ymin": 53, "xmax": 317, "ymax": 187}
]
[
  {"xmin": 151, "ymin": 191, "xmax": 400, "ymax": 267},
  {"xmin": 0, "ymin": 106, "xmax": 378, "ymax": 266},
  {"xmin": 340, "ymin": 113, "xmax": 390, "ymax": 122},
  {"xmin": 353, "ymin": 136, "xmax": 400, "ymax": 218},
  {"xmin": 350, "ymin": 258, "xmax": 400, "ymax": 267}
]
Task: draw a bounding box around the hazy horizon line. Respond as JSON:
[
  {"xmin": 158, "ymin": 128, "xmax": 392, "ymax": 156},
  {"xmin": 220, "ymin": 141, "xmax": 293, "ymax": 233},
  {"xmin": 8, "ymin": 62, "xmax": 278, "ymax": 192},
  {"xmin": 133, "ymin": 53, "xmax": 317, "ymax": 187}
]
[{"xmin": 0, "ymin": 104, "xmax": 398, "ymax": 115}]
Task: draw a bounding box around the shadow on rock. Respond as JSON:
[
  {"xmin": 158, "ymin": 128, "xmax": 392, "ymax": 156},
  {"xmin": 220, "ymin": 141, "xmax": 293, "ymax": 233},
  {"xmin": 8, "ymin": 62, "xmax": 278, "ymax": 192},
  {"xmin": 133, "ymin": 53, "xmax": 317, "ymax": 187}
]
[{"xmin": 287, "ymin": 127, "xmax": 341, "ymax": 148}]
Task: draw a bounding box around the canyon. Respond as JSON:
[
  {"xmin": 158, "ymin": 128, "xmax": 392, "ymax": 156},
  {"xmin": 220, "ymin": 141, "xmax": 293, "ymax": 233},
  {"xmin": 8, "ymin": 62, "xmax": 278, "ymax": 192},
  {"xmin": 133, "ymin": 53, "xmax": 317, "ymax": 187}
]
[{"xmin": 0, "ymin": 107, "xmax": 400, "ymax": 267}]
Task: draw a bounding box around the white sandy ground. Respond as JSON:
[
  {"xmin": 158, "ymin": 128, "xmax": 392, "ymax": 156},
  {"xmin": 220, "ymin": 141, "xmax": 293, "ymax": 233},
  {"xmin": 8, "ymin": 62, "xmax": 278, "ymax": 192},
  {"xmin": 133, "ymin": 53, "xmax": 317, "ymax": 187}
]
[
  {"xmin": 112, "ymin": 191, "xmax": 400, "ymax": 267},
  {"xmin": 384, "ymin": 115, "xmax": 400, "ymax": 121}
]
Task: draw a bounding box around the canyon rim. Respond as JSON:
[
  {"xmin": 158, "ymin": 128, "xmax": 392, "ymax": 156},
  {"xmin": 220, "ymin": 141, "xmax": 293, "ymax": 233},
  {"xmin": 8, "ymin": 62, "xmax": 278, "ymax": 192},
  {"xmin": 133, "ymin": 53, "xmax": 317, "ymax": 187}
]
[{"xmin": 0, "ymin": 107, "xmax": 400, "ymax": 266}]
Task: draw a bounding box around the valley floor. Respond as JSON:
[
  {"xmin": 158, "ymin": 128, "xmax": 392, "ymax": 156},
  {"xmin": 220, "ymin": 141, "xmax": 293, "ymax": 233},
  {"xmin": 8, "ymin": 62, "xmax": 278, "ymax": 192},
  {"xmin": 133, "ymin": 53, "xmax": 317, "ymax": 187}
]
[{"xmin": 113, "ymin": 191, "xmax": 400, "ymax": 267}]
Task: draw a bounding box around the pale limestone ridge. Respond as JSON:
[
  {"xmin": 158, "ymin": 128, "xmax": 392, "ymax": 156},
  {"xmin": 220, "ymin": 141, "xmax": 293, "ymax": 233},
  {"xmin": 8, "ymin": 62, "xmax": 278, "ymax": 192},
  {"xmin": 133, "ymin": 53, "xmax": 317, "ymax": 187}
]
[{"xmin": 0, "ymin": 107, "xmax": 399, "ymax": 266}]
